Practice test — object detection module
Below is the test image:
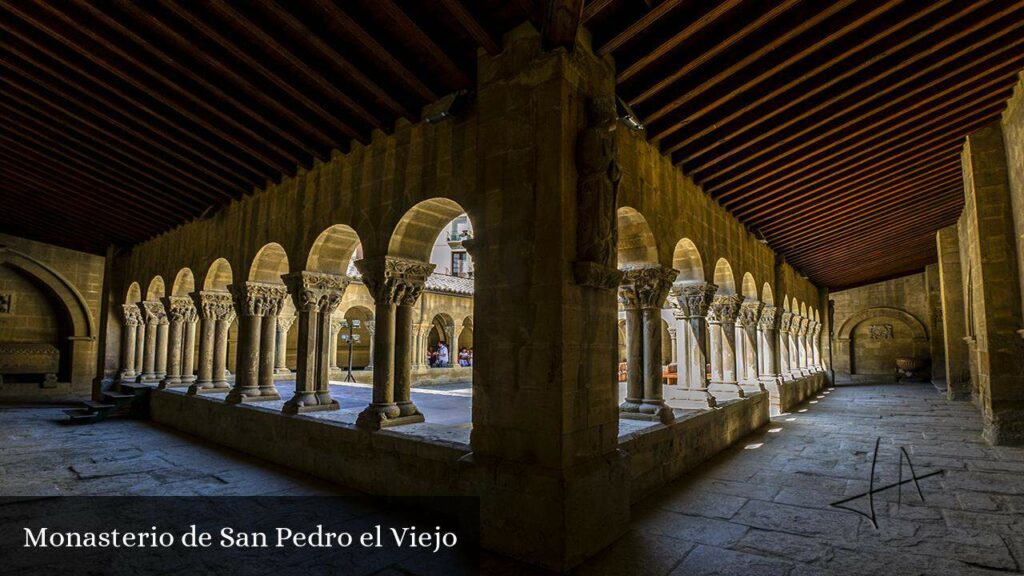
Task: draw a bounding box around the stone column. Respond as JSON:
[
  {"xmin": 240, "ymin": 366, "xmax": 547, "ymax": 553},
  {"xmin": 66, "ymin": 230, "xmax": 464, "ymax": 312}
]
[
  {"xmin": 619, "ymin": 265, "xmax": 676, "ymax": 423},
  {"xmin": 258, "ymin": 287, "xmax": 287, "ymax": 400},
  {"xmin": 812, "ymin": 322, "xmax": 823, "ymax": 371},
  {"xmin": 669, "ymin": 306, "xmax": 690, "ymax": 388},
  {"xmin": 155, "ymin": 314, "xmax": 169, "ymax": 379},
  {"xmin": 212, "ymin": 308, "xmax": 234, "ymax": 388},
  {"xmin": 618, "ymin": 288, "xmax": 642, "ymax": 414},
  {"xmin": 133, "ymin": 318, "xmax": 145, "ymax": 379},
  {"xmin": 758, "ymin": 305, "xmax": 783, "ymax": 388},
  {"xmin": 159, "ymin": 296, "xmax": 191, "ymax": 388},
  {"xmin": 139, "ymin": 301, "xmax": 164, "ymax": 381},
  {"xmin": 799, "ymin": 317, "xmax": 811, "ymax": 375},
  {"xmin": 667, "ymin": 326, "xmax": 678, "ymax": 365},
  {"xmin": 396, "ymin": 267, "xmax": 432, "ymax": 418},
  {"xmin": 936, "ymin": 226, "xmax": 970, "ymax": 399},
  {"xmin": 329, "ymin": 319, "xmax": 341, "ymax": 370},
  {"xmin": 275, "ymin": 315, "xmax": 295, "ymax": 374},
  {"xmin": 282, "ymin": 271, "xmax": 348, "ymax": 414},
  {"xmin": 364, "ymin": 319, "xmax": 375, "ymax": 370},
  {"xmin": 181, "ymin": 306, "xmax": 197, "ymax": 383},
  {"xmin": 355, "ymin": 256, "xmax": 432, "ymax": 429},
  {"xmin": 738, "ymin": 300, "xmax": 764, "ymax": 393},
  {"xmin": 190, "ymin": 291, "xmax": 232, "ymax": 392},
  {"xmin": 667, "ymin": 283, "xmax": 718, "ymax": 408},
  {"xmin": 119, "ymin": 304, "xmax": 141, "ymax": 381},
  {"xmin": 779, "ymin": 311, "xmax": 793, "ymax": 381},
  {"xmin": 227, "ymin": 282, "xmax": 285, "ymax": 403},
  {"xmin": 708, "ymin": 294, "xmax": 745, "ymax": 399}
]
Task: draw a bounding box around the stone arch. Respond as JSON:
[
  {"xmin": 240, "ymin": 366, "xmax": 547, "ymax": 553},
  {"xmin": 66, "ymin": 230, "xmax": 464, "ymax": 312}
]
[
  {"xmin": 783, "ymin": 295, "xmax": 791, "ymax": 311},
  {"xmin": 741, "ymin": 272, "xmax": 757, "ymax": 301},
  {"xmin": 146, "ymin": 276, "xmax": 165, "ymax": 301},
  {"xmin": 308, "ymin": 225, "xmax": 361, "ymax": 275},
  {"xmin": 389, "ymin": 198, "xmax": 468, "ymax": 262},
  {"xmin": 837, "ymin": 307, "xmax": 928, "ymax": 341},
  {"xmin": 171, "ymin": 268, "xmax": 195, "ymax": 297},
  {"xmin": 617, "ymin": 207, "xmax": 658, "ymax": 267},
  {"xmin": 671, "ymin": 238, "xmax": 704, "ymax": 283},
  {"xmin": 761, "ymin": 283, "xmax": 774, "ymax": 305},
  {"xmin": 203, "ymin": 258, "xmax": 233, "ymax": 292},
  {"xmin": 791, "ymin": 297, "xmax": 799, "ymax": 314},
  {"xmin": 0, "ymin": 247, "xmax": 95, "ymax": 339},
  {"xmin": 799, "ymin": 302, "xmax": 807, "ymax": 317},
  {"xmin": 126, "ymin": 282, "xmax": 142, "ymax": 304},
  {"xmin": 427, "ymin": 312, "xmax": 456, "ymax": 366},
  {"xmin": 457, "ymin": 316, "xmax": 474, "ymax": 352},
  {"xmin": 340, "ymin": 305, "xmax": 374, "ymax": 369},
  {"xmin": 713, "ymin": 258, "xmax": 736, "ymax": 295},
  {"xmin": 249, "ymin": 243, "xmax": 289, "ymax": 284}
]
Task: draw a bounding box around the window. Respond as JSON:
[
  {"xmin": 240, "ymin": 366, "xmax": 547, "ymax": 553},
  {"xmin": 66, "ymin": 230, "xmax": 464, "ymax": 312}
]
[{"xmin": 452, "ymin": 252, "xmax": 468, "ymax": 276}]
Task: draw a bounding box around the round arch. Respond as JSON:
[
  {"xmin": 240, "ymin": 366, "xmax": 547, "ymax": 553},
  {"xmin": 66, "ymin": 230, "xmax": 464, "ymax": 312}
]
[
  {"xmin": 126, "ymin": 282, "xmax": 142, "ymax": 304},
  {"xmin": 617, "ymin": 207, "xmax": 658, "ymax": 268},
  {"xmin": 671, "ymin": 238, "xmax": 704, "ymax": 283},
  {"xmin": 146, "ymin": 276, "xmax": 165, "ymax": 301},
  {"xmin": 249, "ymin": 243, "xmax": 289, "ymax": 284},
  {"xmin": 713, "ymin": 258, "xmax": 736, "ymax": 295},
  {"xmin": 389, "ymin": 198, "xmax": 468, "ymax": 262},
  {"xmin": 203, "ymin": 258, "xmax": 233, "ymax": 292},
  {"xmin": 761, "ymin": 283, "xmax": 774, "ymax": 305},
  {"xmin": 783, "ymin": 295, "xmax": 791, "ymax": 311},
  {"xmin": 0, "ymin": 247, "xmax": 96, "ymax": 339},
  {"xmin": 308, "ymin": 225, "xmax": 361, "ymax": 275},
  {"xmin": 171, "ymin": 268, "xmax": 195, "ymax": 297},
  {"xmin": 741, "ymin": 272, "xmax": 757, "ymax": 301},
  {"xmin": 837, "ymin": 307, "xmax": 928, "ymax": 341}
]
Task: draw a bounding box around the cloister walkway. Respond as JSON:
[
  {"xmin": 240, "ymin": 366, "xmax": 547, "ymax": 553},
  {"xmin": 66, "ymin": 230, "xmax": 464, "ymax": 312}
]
[{"xmin": 565, "ymin": 382, "xmax": 1024, "ymax": 575}]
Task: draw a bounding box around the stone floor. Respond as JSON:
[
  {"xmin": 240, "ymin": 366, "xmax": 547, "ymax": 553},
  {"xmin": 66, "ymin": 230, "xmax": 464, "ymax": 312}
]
[
  {"xmin": 560, "ymin": 382, "xmax": 1024, "ymax": 576},
  {"xmin": 3, "ymin": 382, "xmax": 1022, "ymax": 574}
]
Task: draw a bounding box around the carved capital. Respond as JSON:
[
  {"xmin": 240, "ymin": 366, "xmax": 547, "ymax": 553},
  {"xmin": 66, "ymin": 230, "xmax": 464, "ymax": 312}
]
[
  {"xmin": 738, "ymin": 300, "xmax": 764, "ymax": 327},
  {"xmin": 757, "ymin": 305, "xmax": 781, "ymax": 331},
  {"xmin": 282, "ymin": 271, "xmax": 351, "ymax": 314},
  {"xmin": 707, "ymin": 294, "xmax": 743, "ymax": 324},
  {"xmin": 668, "ymin": 282, "xmax": 718, "ymax": 318},
  {"xmin": 229, "ymin": 282, "xmax": 289, "ymax": 318},
  {"xmin": 122, "ymin": 304, "xmax": 143, "ymax": 327},
  {"xmin": 619, "ymin": 265, "xmax": 677, "ymax": 310},
  {"xmin": 812, "ymin": 322, "xmax": 822, "ymax": 338},
  {"xmin": 573, "ymin": 261, "xmax": 622, "ymax": 291},
  {"xmin": 196, "ymin": 291, "xmax": 235, "ymax": 321},
  {"xmin": 163, "ymin": 296, "xmax": 195, "ymax": 323},
  {"xmin": 364, "ymin": 319, "xmax": 375, "ymax": 337},
  {"xmin": 355, "ymin": 256, "xmax": 435, "ymax": 306},
  {"xmin": 796, "ymin": 316, "xmax": 809, "ymax": 335},
  {"xmin": 780, "ymin": 311, "xmax": 794, "ymax": 333},
  {"xmin": 278, "ymin": 315, "xmax": 296, "ymax": 332},
  {"xmin": 139, "ymin": 301, "xmax": 166, "ymax": 325}
]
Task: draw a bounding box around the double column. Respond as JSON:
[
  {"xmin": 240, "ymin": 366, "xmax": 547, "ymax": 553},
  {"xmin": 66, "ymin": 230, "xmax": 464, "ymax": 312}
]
[
  {"xmin": 275, "ymin": 316, "xmax": 295, "ymax": 375},
  {"xmin": 666, "ymin": 282, "xmax": 718, "ymax": 408},
  {"xmin": 618, "ymin": 265, "xmax": 677, "ymax": 423},
  {"xmin": 119, "ymin": 304, "xmax": 142, "ymax": 382},
  {"xmin": 757, "ymin": 305, "xmax": 784, "ymax": 388},
  {"xmin": 281, "ymin": 271, "xmax": 348, "ymax": 414},
  {"xmin": 796, "ymin": 316, "xmax": 810, "ymax": 375},
  {"xmin": 779, "ymin": 311, "xmax": 794, "ymax": 380},
  {"xmin": 159, "ymin": 296, "xmax": 197, "ymax": 388},
  {"xmin": 707, "ymin": 294, "xmax": 745, "ymax": 399},
  {"xmin": 139, "ymin": 301, "xmax": 167, "ymax": 382},
  {"xmin": 811, "ymin": 322, "xmax": 823, "ymax": 370},
  {"xmin": 189, "ymin": 291, "xmax": 235, "ymax": 394},
  {"xmin": 738, "ymin": 300, "xmax": 764, "ymax": 394},
  {"xmin": 226, "ymin": 282, "xmax": 288, "ymax": 404},
  {"xmin": 354, "ymin": 256, "xmax": 433, "ymax": 430}
]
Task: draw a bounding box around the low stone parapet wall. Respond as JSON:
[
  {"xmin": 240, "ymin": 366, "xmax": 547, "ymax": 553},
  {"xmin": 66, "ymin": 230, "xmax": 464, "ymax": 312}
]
[
  {"xmin": 619, "ymin": 392, "xmax": 770, "ymax": 504},
  {"xmin": 770, "ymin": 373, "xmax": 826, "ymax": 414}
]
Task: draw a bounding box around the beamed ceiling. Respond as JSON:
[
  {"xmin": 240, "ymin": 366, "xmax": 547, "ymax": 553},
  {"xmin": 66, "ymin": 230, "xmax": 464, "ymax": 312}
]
[{"xmin": 1, "ymin": 0, "xmax": 1022, "ymax": 290}]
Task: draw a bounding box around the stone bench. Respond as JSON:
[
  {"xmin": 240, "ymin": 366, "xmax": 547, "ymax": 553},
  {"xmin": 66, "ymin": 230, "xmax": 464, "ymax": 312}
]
[{"xmin": 0, "ymin": 342, "xmax": 59, "ymax": 387}]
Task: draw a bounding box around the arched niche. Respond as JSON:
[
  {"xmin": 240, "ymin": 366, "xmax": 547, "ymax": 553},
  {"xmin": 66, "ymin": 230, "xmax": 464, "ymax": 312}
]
[
  {"xmin": 713, "ymin": 258, "xmax": 736, "ymax": 295},
  {"xmin": 836, "ymin": 307, "xmax": 930, "ymax": 378},
  {"xmin": 617, "ymin": 207, "xmax": 658, "ymax": 268},
  {"xmin": 249, "ymin": 243, "xmax": 289, "ymax": 284},
  {"xmin": 672, "ymin": 238, "xmax": 704, "ymax": 284},
  {"xmin": 741, "ymin": 272, "xmax": 757, "ymax": 301},
  {"xmin": 204, "ymin": 258, "xmax": 233, "ymax": 292},
  {"xmin": 308, "ymin": 225, "xmax": 361, "ymax": 275},
  {"xmin": 171, "ymin": 268, "xmax": 195, "ymax": 297},
  {"xmin": 126, "ymin": 282, "xmax": 142, "ymax": 304},
  {"xmin": 389, "ymin": 198, "xmax": 468, "ymax": 262},
  {"xmin": 146, "ymin": 276, "xmax": 165, "ymax": 301},
  {"xmin": 761, "ymin": 283, "xmax": 774, "ymax": 306}
]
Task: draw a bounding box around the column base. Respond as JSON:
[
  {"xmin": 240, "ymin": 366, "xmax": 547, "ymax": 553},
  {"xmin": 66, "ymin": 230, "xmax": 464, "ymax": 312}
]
[
  {"xmin": 619, "ymin": 399, "xmax": 642, "ymax": 413},
  {"xmin": 356, "ymin": 403, "xmax": 423, "ymax": 430},
  {"xmin": 621, "ymin": 405, "xmax": 673, "ymax": 424},
  {"xmin": 157, "ymin": 377, "xmax": 186, "ymax": 389},
  {"xmin": 639, "ymin": 400, "xmax": 674, "ymax": 424},
  {"xmin": 274, "ymin": 368, "xmax": 292, "ymax": 375},
  {"xmin": 225, "ymin": 386, "xmax": 275, "ymax": 404},
  {"xmin": 396, "ymin": 400, "xmax": 421, "ymax": 418},
  {"xmin": 187, "ymin": 381, "xmax": 230, "ymax": 395},
  {"xmin": 283, "ymin": 392, "xmax": 340, "ymax": 415},
  {"xmin": 740, "ymin": 379, "xmax": 766, "ymax": 394},
  {"xmin": 663, "ymin": 387, "xmax": 717, "ymax": 409},
  {"xmin": 708, "ymin": 381, "xmax": 745, "ymax": 400}
]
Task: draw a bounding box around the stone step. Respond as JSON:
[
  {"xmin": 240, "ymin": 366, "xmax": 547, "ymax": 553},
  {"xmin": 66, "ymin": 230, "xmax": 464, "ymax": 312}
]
[
  {"xmin": 82, "ymin": 400, "xmax": 117, "ymax": 412},
  {"xmin": 63, "ymin": 408, "xmax": 100, "ymax": 424}
]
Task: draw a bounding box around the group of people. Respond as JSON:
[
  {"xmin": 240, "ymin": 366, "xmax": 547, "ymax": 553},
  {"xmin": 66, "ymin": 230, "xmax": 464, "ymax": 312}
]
[{"xmin": 426, "ymin": 342, "xmax": 473, "ymax": 367}]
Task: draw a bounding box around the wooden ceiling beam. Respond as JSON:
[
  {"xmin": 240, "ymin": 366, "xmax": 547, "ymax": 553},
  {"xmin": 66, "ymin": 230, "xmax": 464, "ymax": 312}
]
[
  {"xmin": 438, "ymin": 0, "xmax": 500, "ymax": 55},
  {"xmin": 541, "ymin": 0, "xmax": 584, "ymax": 51},
  {"xmin": 597, "ymin": 0, "xmax": 684, "ymax": 56},
  {"xmin": 372, "ymin": 0, "xmax": 471, "ymax": 88}
]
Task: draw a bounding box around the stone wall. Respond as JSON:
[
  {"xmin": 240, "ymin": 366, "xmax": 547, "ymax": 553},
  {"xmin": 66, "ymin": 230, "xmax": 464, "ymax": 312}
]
[
  {"xmin": 999, "ymin": 72, "xmax": 1024, "ymax": 334},
  {"xmin": 0, "ymin": 234, "xmax": 105, "ymax": 399},
  {"xmin": 831, "ymin": 273, "xmax": 932, "ymax": 383}
]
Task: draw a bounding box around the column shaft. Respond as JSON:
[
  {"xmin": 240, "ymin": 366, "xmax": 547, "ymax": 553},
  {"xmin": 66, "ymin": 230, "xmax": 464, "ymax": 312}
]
[{"xmin": 395, "ymin": 303, "xmax": 420, "ymax": 417}]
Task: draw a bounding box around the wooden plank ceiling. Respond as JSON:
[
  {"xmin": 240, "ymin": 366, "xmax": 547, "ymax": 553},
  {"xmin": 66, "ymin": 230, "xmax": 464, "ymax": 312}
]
[{"xmin": 2, "ymin": 0, "xmax": 1022, "ymax": 289}]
